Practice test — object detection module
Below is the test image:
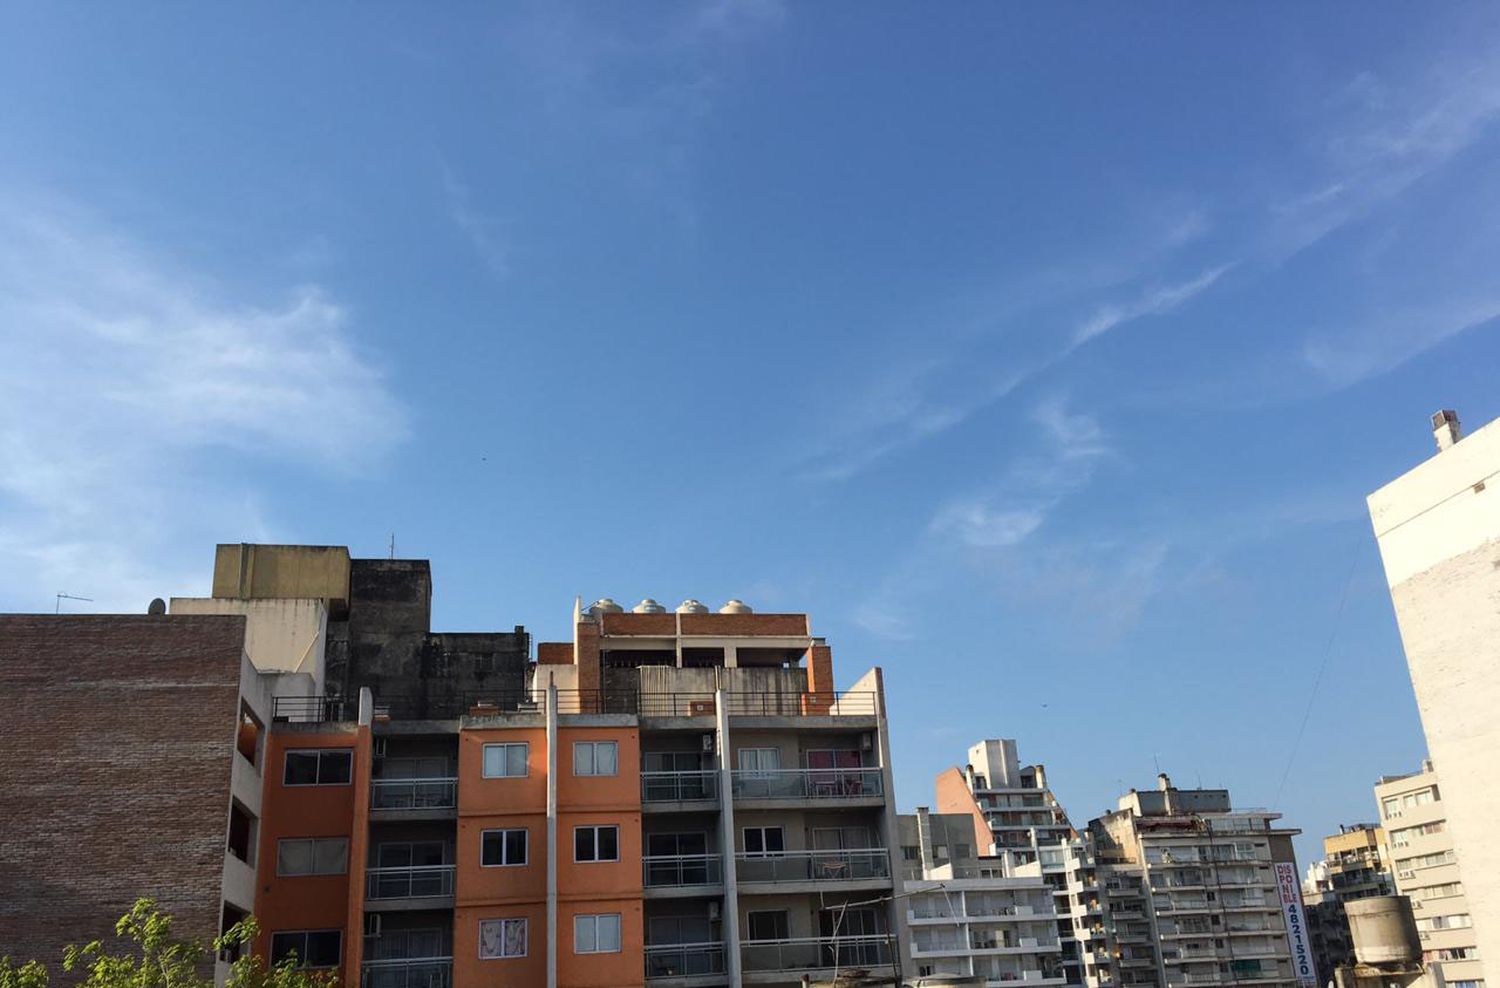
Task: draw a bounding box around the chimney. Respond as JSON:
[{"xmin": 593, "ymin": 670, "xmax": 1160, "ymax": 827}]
[
  {"xmin": 1432, "ymin": 410, "xmax": 1461, "ymax": 452},
  {"xmin": 1157, "ymin": 772, "xmax": 1172, "ymax": 792}
]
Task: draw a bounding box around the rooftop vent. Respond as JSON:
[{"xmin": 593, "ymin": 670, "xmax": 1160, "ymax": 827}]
[
  {"xmin": 718, "ymin": 599, "xmax": 753, "ymax": 614},
  {"xmin": 632, "ymin": 598, "xmax": 665, "ymax": 614},
  {"xmin": 1432, "ymin": 409, "xmax": 1461, "ymax": 452},
  {"xmin": 676, "ymin": 598, "xmax": 709, "ymax": 614}
]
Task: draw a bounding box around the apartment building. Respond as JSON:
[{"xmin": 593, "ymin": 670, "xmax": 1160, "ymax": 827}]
[
  {"xmin": 1302, "ymin": 826, "xmax": 1395, "ymax": 978},
  {"xmin": 1368, "ymin": 410, "xmax": 1500, "ymax": 977},
  {"xmin": 1374, "ymin": 764, "xmax": 1482, "ymax": 988},
  {"xmin": 1089, "ymin": 776, "xmax": 1310, "ymax": 988},
  {"xmin": 899, "ymin": 807, "xmax": 1067, "ymax": 986},
  {"xmin": 0, "ymin": 612, "xmax": 267, "ymax": 973},
  {"xmin": 936, "ymin": 739, "xmax": 1102, "ymax": 988},
  {"xmin": 217, "ymin": 553, "xmax": 903, "ymax": 988}
]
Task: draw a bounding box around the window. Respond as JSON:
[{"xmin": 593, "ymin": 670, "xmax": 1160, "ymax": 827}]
[
  {"xmin": 901, "ymin": 845, "xmax": 921, "ymax": 861},
  {"xmin": 574, "ymin": 741, "xmax": 618, "ymax": 777},
  {"xmin": 482, "ymin": 743, "xmax": 529, "ymax": 778},
  {"xmin": 270, "ymin": 930, "xmax": 341, "ymax": 968},
  {"xmin": 575, "ymin": 825, "xmax": 619, "ymax": 862},
  {"xmin": 574, "ymin": 914, "xmax": 622, "ymax": 954},
  {"xmin": 737, "ymin": 747, "xmax": 781, "ymax": 775},
  {"xmin": 283, "ymin": 750, "xmax": 352, "ymax": 787},
  {"xmin": 744, "ymin": 826, "xmax": 785, "ymax": 856},
  {"xmin": 478, "ymin": 918, "xmax": 527, "ymax": 959},
  {"xmin": 277, "ymin": 838, "xmax": 349, "ymax": 877},
  {"xmin": 1383, "ymin": 797, "xmax": 1401, "ymax": 820},
  {"xmin": 481, "ymin": 829, "xmax": 528, "ymax": 867},
  {"xmin": 747, "ymin": 910, "xmax": 789, "ymax": 941},
  {"xmin": 955, "ymin": 843, "xmax": 972, "ymax": 860}
]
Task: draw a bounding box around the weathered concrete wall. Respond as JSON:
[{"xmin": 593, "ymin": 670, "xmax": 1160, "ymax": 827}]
[
  {"xmin": 211, "ymin": 543, "xmax": 350, "ymax": 606},
  {"xmin": 170, "ymin": 597, "xmax": 327, "ymax": 685},
  {"xmin": 0, "ymin": 615, "xmax": 244, "ymax": 969}
]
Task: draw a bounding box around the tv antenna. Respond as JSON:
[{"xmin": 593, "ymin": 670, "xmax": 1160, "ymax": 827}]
[
  {"xmin": 388, "ymin": 533, "xmax": 396, "ymax": 559},
  {"xmin": 55, "ymin": 593, "xmax": 93, "ymax": 614}
]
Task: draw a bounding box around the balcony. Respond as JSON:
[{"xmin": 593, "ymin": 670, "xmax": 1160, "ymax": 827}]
[
  {"xmin": 736, "ymin": 849, "xmax": 890, "ymax": 886},
  {"xmin": 366, "ymin": 865, "xmax": 456, "ymax": 905},
  {"xmin": 371, "ymin": 778, "xmax": 457, "ymax": 814},
  {"xmin": 642, "ymin": 770, "xmax": 718, "ymax": 805},
  {"xmin": 643, "ymin": 854, "xmax": 723, "ymax": 891},
  {"xmin": 742, "ymin": 935, "xmax": 892, "ymax": 973},
  {"xmin": 360, "ymin": 958, "xmax": 452, "ymax": 988},
  {"xmin": 731, "ymin": 768, "xmax": 883, "ymax": 801},
  {"xmin": 645, "ymin": 942, "xmax": 727, "ymax": 980}
]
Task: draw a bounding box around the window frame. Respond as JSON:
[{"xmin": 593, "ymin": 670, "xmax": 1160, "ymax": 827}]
[
  {"xmin": 481, "ymin": 828, "xmax": 529, "ymax": 868},
  {"xmin": 269, "ymin": 929, "xmax": 342, "ymax": 968},
  {"xmin": 574, "ymin": 913, "xmax": 623, "ymax": 954},
  {"xmin": 574, "ymin": 740, "xmax": 619, "ymax": 777},
  {"xmin": 477, "ymin": 917, "xmax": 528, "ymax": 960},
  {"xmin": 276, "ymin": 837, "xmax": 350, "ymax": 877},
  {"xmin": 747, "ymin": 910, "xmax": 789, "ymax": 941},
  {"xmin": 283, "ymin": 749, "xmax": 353, "ymax": 788},
  {"xmin": 743, "ymin": 826, "xmax": 785, "ymax": 857},
  {"xmin": 481, "ymin": 742, "xmax": 530, "ymax": 779},
  {"xmin": 574, "ymin": 825, "xmax": 621, "ymax": 863}
]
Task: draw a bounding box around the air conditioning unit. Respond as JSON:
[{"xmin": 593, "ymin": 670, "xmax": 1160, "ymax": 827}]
[
  {"xmin": 707, "ymin": 901, "xmax": 721, "ymax": 921},
  {"xmin": 372, "ymin": 738, "xmax": 388, "ymax": 759},
  {"xmin": 364, "ymin": 914, "xmax": 382, "ymax": 937},
  {"xmin": 701, "ymin": 733, "xmax": 716, "ymax": 753}
]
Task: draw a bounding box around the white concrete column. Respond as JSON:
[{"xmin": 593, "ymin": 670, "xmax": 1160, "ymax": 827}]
[
  {"xmin": 716, "ymin": 688, "xmax": 742, "ymax": 987},
  {"xmin": 547, "ymin": 678, "xmax": 559, "ymax": 988}
]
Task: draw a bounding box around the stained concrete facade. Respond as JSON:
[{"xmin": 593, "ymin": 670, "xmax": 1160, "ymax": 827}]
[{"xmin": 1368, "ymin": 411, "xmax": 1500, "ymax": 984}]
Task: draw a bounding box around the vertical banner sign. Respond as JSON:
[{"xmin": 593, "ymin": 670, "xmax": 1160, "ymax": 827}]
[{"xmin": 1276, "ymin": 861, "xmax": 1318, "ymax": 987}]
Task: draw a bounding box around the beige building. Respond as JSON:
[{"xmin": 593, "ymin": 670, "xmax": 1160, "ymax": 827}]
[
  {"xmin": 1089, "ymin": 775, "xmax": 1309, "ymax": 988},
  {"xmin": 1368, "ymin": 410, "xmax": 1500, "ymax": 984},
  {"xmin": 1374, "ymin": 764, "xmax": 1482, "ymax": 988}
]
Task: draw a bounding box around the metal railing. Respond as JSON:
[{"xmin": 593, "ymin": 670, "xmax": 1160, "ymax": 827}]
[
  {"xmin": 643, "ymin": 854, "xmax": 723, "ymax": 888},
  {"xmin": 645, "ymin": 942, "xmax": 726, "ymax": 978},
  {"xmin": 641, "ymin": 770, "xmax": 718, "ymax": 802},
  {"xmin": 371, "ymin": 777, "xmax": 457, "ymax": 811},
  {"xmin": 360, "ymin": 959, "xmax": 452, "ymax": 988},
  {"xmin": 366, "ymin": 865, "xmax": 455, "ymax": 900},
  {"xmin": 736, "ymin": 848, "xmax": 890, "ymax": 884},
  {"xmin": 731, "ymin": 768, "xmax": 883, "ymax": 800},
  {"xmin": 271, "ymin": 689, "xmax": 878, "ymax": 722},
  {"xmin": 741, "ymin": 935, "xmax": 892, "ymax": 973},
  {"xmin": 272, "ymin": 695, "xmax": 347, "ymax": 723}
]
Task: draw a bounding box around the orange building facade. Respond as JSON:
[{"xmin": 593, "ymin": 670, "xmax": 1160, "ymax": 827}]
[{"xmin": 248, "ymin": 592, "xmax": 904, "ymax": 988}]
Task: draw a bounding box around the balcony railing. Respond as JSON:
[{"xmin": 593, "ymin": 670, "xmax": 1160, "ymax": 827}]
[
  {"xmin": 270, "ymin": 689, "xmax": 878, "ymax": 722},
  {"xmin": 643, "ymin": 854, "xmax": 723, "ymax": 888},
  {"xmin": 371, "ymin": 778, "xmax": 457, "ymax": 811},
  {"xmin": 641, "ymin": 770, "xmax": 718, "ymax": 802},
  {"xmin": 736, "ymin": 848, "xmax": 890, "ymax": 884},
  {"xmin": 645, "ymin": 942, "xmax": 726, "ymax": 979},
  {"xmin": 366, "ymin": 865, "xmax": 456, "ymax": 900},
  {"xmin": 731, "ymin": 768, "xmax": 883, "ymax": 800},
  {"xmin": 742, "ymin": 935, "xmax": 893, "ymax": 973},
  {"xmin": 361, "ymin": 959, "xmax": 452, "ymax": 988}
]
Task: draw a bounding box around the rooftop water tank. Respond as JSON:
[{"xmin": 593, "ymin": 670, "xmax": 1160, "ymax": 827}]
[
  {"xmin": 718, "ymin": 599, "xmax": 753, "ymax": 614},
  {"xmin": 588, "ymin": 598, "xmax": 624, "ymax": 615},
  {"xmin": 676, "ymin": 599, "xmax": 709, "ymax": 614},
  {"xmin": 1347, "ymin": 896, "xmax": 1421, "ymax": 966},
  {"xmin": 632, "ymin": 598, "xmax": 665, "ymax": 614}
]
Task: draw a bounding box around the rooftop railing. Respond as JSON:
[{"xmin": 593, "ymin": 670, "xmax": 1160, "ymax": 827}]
[{"xmin": 272, "ymin": 689, "xmax": 877, "ymax": 722}]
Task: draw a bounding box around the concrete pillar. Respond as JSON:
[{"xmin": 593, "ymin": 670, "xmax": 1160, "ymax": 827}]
[
  {"xmin": 716, "ymin": 688, "xmax": 742, "ymax": 987},
  {"xmin": 547, "ymin": 678, "xmax": 559, "ymax": 988}
]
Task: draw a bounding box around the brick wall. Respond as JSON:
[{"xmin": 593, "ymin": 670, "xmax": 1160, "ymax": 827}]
[{"xmin": 0, "ymin": 615, "xmax": 246, "ymax": 969}]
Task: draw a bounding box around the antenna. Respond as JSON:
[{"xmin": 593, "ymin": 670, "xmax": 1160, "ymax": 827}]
[
  {"xmin": 55, "ymin": 593, "xmax": 93, "ymax": 614},
  {"xmin": 388, "ymin": 533, "xmax": 396, "ymax": 560},
  {"xmin": 1153, "ymin": 753, "xmax": 1161, "ymax": 775}
]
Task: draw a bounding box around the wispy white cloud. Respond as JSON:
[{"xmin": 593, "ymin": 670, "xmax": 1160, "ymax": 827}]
[
  {"xmin": 1302, "ymin": 298, "xmax": 1500, "ymax": 388},
  {"xmin": 1073, "ymin": 264, "xmax": 1235, "ymax": 345},
  {"xmin": 441, "ymin": 163, "xmax": 511, "ymax": 278},
  {"xmin": 0, "ymin": 195, "xmax": 406, "ymax": 612}
]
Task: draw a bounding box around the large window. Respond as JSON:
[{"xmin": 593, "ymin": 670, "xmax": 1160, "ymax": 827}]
[
  {"xmin": 744, "ymin": 826, "xmax": 785, "ymax": 856},
  {"xmin": 575, "ymin": 825, "xmax": 619, "ymax": 862},
  {"xmin": 574, "ymin": 741, "xmax": 618, "ymax": 777},
  {"xmin": 482, "ymin": 743, "xmax": 529, "ymax": 778},
  {"xmin": 478, "ymin": 918, "xmax": 527, "ymax": 959},
  {"xmin": 276, "ymin": 838, "xmax": 349, "ymax": 877},
  {"xmin": 747, "ymin": 911, "xmax": 789, "ymax": 941},
  {"xmin": 283, "ymin": 750, "xmax": 352, "ymax": 787},
  {"xmin": 270, "ymin": 930, "xmax": 341, "ymax": 968},
  {"xmin": 481, "ymin": 829, "xmax": 528, "ymax": 867},
  {"xmin": 574, "ymin": 914, "xmax": 622, "ymax": 954}
]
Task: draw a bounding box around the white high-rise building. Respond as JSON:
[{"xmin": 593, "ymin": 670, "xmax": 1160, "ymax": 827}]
[{"xmin": 1368, "ymin": 409, "xmax": 1500, "ymax": 985}]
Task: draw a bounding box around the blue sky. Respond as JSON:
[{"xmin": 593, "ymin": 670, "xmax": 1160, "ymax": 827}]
[{"xmin": 3, "ymin": 2, "xmax": 1499, "ymax": 865}]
